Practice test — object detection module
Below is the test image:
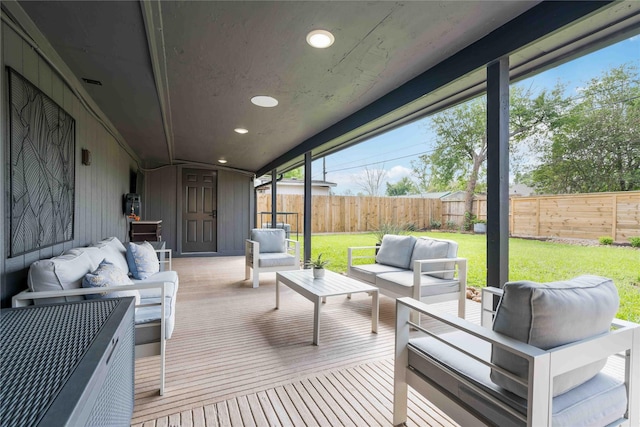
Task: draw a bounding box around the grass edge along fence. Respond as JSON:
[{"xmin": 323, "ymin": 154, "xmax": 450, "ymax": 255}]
[{"xmin": 258, "ymin": 190, "xmax": 640, "ymax": 243}]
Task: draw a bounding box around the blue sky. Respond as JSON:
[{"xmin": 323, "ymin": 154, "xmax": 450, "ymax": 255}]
[{"xmin": 312, "ymin": 35, "xmax": 640, "ymax": 195}]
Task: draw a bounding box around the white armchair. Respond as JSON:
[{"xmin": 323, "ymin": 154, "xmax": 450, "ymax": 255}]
[
  {"xmin": 394, "ymin": 275, "xmax": 639, "ymax": 427},
  {"xmin": 245, "ymin": 228, "xmax": 300, "ymax": 288}
]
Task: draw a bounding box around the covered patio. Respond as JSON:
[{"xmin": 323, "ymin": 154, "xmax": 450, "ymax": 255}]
[{"xmin": 1, "ymin": 1, "xmax": 639, "ymax": 426}]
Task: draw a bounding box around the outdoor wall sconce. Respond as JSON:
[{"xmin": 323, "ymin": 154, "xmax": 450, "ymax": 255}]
[{"xmin": 81, "ymin": 148, "xmax": 91, "ymax": 165}]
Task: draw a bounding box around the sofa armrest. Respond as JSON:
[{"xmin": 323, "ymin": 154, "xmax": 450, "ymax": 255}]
[
  {"xmin": 347, "ymin": 246, "xmax": 378, "ymax": 271},
  {"xmin": 412, "ymin": 257, "xmax": 467, "ymax": 277},
  {"xmin": 411, "ymin": 257, "xmax": 467, "ymax": 317},
  {"xmin": 285, "ymin": 239, "xmax": 300, "ymax": 265},
  {"xmin": 245, "ymin": 239, "xmax": 259, "ymax": 267},
  {"xmin": 155, "ymin": 248, "xmax": 172, "ymax": 271},
  {"xmin": 481, "ymin": 286, "xmax": 504, "ymax": 327},
  {"xmin": 12, "ymin": 281, "xmax": 171, "ymax": 306}
]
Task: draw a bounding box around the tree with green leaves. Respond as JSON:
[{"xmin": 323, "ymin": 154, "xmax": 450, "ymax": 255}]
[
  {"xmin": 283, "ymin": 167, "xmax": 303, "ymax": 180},
  {"xmin": 526, "ymin": 65, "xmax": 640, "ymax": 193},
  {"xmin": 411, "ymin": 85, "xmax": 565, "ymax": 218},
  {"xmin": 385, "ymin": 177, "xmax": 418, "ymax": 196}
]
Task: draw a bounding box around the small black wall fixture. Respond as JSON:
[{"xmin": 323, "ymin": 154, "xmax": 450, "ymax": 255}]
[{"xmin": 81, "ymin": 148, "xmax": 91, "ymax": 165}]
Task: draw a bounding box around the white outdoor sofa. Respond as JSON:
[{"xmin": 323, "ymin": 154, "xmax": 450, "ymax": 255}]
[
  {"xmin": 348, "ymin": 234, "xmax": 467, "ymax": 321},
  {"xmin": 12, "ymin": 237, "xmax": 176, "ymax": 395},
  {"xmin": 394, "ymin": 275, "xmax": 640, "ymax": 426},
  {"xmin": 245, "ymin": 228, "xmax": 300, "ymax": 288}
]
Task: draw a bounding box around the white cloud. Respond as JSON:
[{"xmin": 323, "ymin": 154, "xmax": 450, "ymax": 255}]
[
  {"xmin": 386, "ymin": 165, "xmax": 413, "ymax": 181},
  {"xmin": 329, "ymin": 165, "xmax": 415, "ymax": 195}
]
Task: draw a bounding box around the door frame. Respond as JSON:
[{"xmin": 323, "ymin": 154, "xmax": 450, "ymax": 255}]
[{"xmin": 176, "ymin": 165, "xmax": 219, "ymax": 256}]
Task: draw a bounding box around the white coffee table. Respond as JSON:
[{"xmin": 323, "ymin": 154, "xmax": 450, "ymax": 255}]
[{"xmin": 276, "ymin": 269, "xmax": 379, "ymax": 345}]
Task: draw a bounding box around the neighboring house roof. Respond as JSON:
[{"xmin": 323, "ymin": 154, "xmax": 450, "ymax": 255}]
[
  {"xmin": 397, "ymin": 191, "xmax": 451, "ymax": 199},
  {"xmin": 441, "ymin": 190, "xmax": 467, "ymax": 201},
  {"xmin": 509, "ymin": 183, "xmax": 534, "ymax": 196},
  {"xmin": 255, "ymin": 177, "xmax": 337, "ymax": 189}
]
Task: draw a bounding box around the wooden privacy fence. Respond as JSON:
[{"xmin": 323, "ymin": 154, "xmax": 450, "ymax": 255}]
[
  {"xmin": 510, "ymin": 191, "xmax": 640, "ymax": 242},
  {"xmin": 257, "ymin": 194, "xmax": 442, "ymax": 233},
  {"xmin": 257, "ymin": 191, "xmax": 640, "ymax": 242}
]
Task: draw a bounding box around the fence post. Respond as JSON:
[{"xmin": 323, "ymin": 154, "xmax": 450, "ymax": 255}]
[{"xmin": 612, "ymin": 194, "xmax": 617, "ymax": 241}]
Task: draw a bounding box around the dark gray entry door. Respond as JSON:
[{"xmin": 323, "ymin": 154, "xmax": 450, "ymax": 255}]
[{"xmin": 182, "ymin": 169, "xmax": 217, "ymax": 253}]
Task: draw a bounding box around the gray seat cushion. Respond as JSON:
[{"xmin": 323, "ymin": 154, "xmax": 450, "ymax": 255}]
[
  {"xmin": 258, "ymin": 253, "xmax": 297, "ymax": 268},
  {"xmin": 376, "ymin": 270, "xmax": 459, "ymax": 298},
  {"xmin": 136, "ymin": 296, "xmax": 176, "ymax": 340},
  {"xmin": 375, "ymin": 235, "xmax": 416, "ymax": 269},
  {"xmin": 491, "ymin": 275, "xmax": 619, "ymax": 398},
  {"xmin": 348, "ymin": 263, "xmax": 406, "ymax": 284},
  {"xmin": 409, "ymin": 332, "xmax": 627, "ymax": 427}
]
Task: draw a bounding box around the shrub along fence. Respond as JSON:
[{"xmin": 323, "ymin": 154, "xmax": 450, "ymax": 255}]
[{"xmin": 257, "ymin": 190, "xmax": 640, "ymax": 242}]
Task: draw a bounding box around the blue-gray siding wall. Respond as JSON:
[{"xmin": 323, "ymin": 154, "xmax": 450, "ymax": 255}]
[{"xmin": 1, "ymin": 21, "xmax": 138, "ymax": 307}]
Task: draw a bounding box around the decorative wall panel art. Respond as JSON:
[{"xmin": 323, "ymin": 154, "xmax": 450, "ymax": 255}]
[{"xmin": 8, "ymin": 68, "xmax": 75, "ymax": 256}]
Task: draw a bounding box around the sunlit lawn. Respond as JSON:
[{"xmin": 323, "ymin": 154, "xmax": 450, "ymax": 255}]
[{"xmin": 303, "ymin": 232, "xmax": 640, "ymax": 322}]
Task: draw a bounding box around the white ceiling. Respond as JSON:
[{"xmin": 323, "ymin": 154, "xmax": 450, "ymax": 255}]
[{"xmin": 13, "ymin": 1, "xmax": 640, "ymax": 175}]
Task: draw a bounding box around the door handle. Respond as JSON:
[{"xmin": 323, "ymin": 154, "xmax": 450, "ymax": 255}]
[{"xmin": 210, "ymin": 210, "xmax": 217, "ymax": 218}]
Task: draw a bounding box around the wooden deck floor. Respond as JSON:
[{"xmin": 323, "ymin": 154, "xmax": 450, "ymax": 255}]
[
  {"xmin": 130, "ymin": 256, "xmax": 625, "ymax": 427},
  {"xmin": 130, "ymin": 256, "xmax": 468, "ymax": 426}
]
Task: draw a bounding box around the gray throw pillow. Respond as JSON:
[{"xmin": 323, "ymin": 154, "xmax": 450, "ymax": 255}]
[
  {"xmin": 375, "ymin": 235, "xmax": 416, "ymax": 269},
  {"xmin": 490, "ymin": 275, "xmax": 619, "ymax": 398}
]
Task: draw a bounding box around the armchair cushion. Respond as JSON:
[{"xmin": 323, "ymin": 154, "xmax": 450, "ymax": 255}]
[
  {"xmin": 491, "ymin": 275, "xmax": 620, "ymax": 398},
  {"xmin": 82, "ymin": 260, "xmax": 141, "ymax": 304},
  {"xmin": 251, "ymin": 228, "xmax": 286, "ymax": 253},
  {"xmin": 258, "ymin": 253, "xmax": 297, "ymax": 268},
  {"xmin": 126, "ymin": 241, "xmax": 160, "ymax": 280},
  {"xmin": 410, "ymin": 238, "xmax": 454, "ymax": 279},
  {"xmin": 375, "ymin": 235, "xmax": 416, "ymax": 269}
]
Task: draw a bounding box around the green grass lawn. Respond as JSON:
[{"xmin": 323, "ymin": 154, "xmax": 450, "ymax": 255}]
[{"xmin": 303, "ymin": 232, "xmax": 640, "ymax": 322}]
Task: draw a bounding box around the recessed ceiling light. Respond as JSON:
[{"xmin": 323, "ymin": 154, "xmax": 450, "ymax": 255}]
[
  {"xmin": 306, "ymin": 29, "xmax": 335, "ymax": 48},
  {"xmin": 251, "ymin": 95, "xmax": 278, "ymax": 108},
  {"xmin": 218, "ymin": 159, "xmax": 228, "ymax": 164},
  {"xmin": 234, "ymin": 128, "xmax": 248, "ymax": 134}
]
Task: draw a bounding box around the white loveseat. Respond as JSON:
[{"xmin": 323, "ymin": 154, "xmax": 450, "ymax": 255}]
[
  {"xmin": 12, "ymin": 236, "xmax": 177, "ymax": 395},
  {"xmin": 348, "ymin": 234, "xmax": 467, "ymax": 319}
]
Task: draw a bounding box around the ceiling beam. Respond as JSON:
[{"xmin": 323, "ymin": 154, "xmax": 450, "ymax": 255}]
[{"xmin": 257, "ymin": 1, "xmax": 612, "ymax": 177}]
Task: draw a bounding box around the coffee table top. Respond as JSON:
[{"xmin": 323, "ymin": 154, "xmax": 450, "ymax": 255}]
[{"xmin": 276, "ymin": 269, "xmax": 378, "ymax": 297}]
